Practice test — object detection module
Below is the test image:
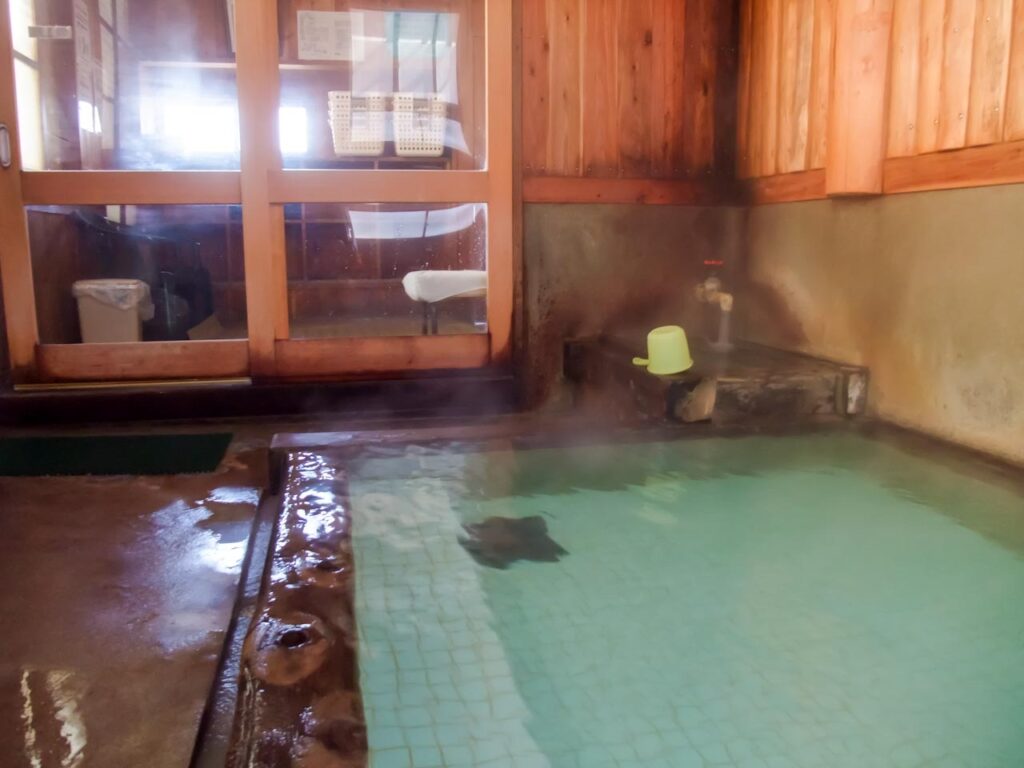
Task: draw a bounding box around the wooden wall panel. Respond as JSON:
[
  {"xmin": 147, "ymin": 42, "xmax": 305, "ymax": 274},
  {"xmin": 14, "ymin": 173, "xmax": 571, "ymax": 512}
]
[
  {"xmin": 522, "ymin": 0, "xmax": 736, "ymax": 182},
  {"xmin": 777, "ymin": 0, "xmax": 814, "ymax": 173},
  {"xmin": 545, "ymin": 0, "xmax": 582, "ymax": 175},
  {"xmin": 756, "ymin": 0, "xmax": 783, "ymax": 176},
  {"xmin": 617, "ymin": 0, "xmax": 655, "ymax": 177},
  {"xmin": 938, "ymin": 0, "xmax": 978, "ymax": 150},
  {"xmin": 743, "ymin": 0, "xmax": 767, "ymax": 177},
  {"xmin": 580, "ymin": 0, "xmax": 620, "ymax": 176},
  {"xmin": 887, "ymin": 0, "xmax": 921, "ymax": 157},
  {"xmin": 1005, "ymin": 0, "xmax": 1024, "ymax": 139},
  {"xmin": 522, "ymin": 0, "xmax": 550, "ymax": 175},
  {"xmin": 736, "ymin": 0, "xmax": 755, "ymax": 176},
  {"xmin": 827, "ymin": 0, "xmax": 894, "ymax": 196},
  {"xmin": 917, "ymin": 0, "xmax": 946, "ymax": 153},
  {"xmin": 737, "ymin": 0, "xmax": 831, "ymax": 177},
  {"xmin": 740, "ymin": 0, "xmax": 1024, "ymax": 192},
  {"xmin": 651, "ymin": 0, "xmax": 687, "ymax": 177},
  {"xmin": 967, "ymin": 0, "xmax": 1014, "ymax": 145},
  {"xmin": 896, "ymin": 0, "xmax": 1018, "ymax": 156},
  {"xmin": 807, "ymin": 0, "xmax": 834, "ymax": 168},
  {"xmin": 681, "ymin": 0, "xmax": 716, "ymax": 174}
]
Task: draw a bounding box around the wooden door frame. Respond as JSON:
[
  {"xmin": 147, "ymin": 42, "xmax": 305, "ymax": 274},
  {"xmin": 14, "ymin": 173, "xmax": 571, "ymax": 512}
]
[{"xmin": 0, "ymin": 0, "xmax": 514, "ymax": 384}]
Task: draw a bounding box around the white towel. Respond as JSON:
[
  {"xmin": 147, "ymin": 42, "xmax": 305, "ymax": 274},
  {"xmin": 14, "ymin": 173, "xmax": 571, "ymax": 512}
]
[{"xmin": 401, "ymin": 270, "xmax": 487, "ymax": 304}]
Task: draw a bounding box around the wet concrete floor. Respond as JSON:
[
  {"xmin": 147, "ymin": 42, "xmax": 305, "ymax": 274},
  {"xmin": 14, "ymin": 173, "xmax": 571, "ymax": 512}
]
[{"xmin": 0, "ymin": 438, "xmax": 267, "ymax": 768}]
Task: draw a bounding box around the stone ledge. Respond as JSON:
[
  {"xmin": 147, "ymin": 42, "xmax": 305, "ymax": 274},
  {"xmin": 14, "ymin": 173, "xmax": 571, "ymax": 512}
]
[{"xmin": 565, "ymin": 337, "xmax": 869, "ymax": 426}]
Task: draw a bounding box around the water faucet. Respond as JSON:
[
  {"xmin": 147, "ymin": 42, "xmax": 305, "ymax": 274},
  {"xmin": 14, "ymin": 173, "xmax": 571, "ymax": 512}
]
[{"xmin": 695, "ymin": 277, "xmax": 734, "ymax": 352}]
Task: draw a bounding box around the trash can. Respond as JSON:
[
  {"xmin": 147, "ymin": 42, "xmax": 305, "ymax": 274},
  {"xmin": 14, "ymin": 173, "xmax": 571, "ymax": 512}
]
[{"xmin": 72, "ymin": 279, "xmax": 155, "ymax": 343}]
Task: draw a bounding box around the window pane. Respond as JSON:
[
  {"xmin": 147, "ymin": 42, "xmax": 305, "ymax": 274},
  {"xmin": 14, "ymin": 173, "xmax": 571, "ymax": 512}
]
[
  {"xmin": 278, "ymin": 2, "xmax": 485, "ymax": 170},
  {"xmin": 286, "ymin": 203, "xmax": 487, "ymax": 339},
  {"xmin": 28, "ymin": 205, "xmax": 246, "ymax": 343},
  {"xmin": 9, "ymin": 0, "xmax": 240, "ymax": 170},
  {"xmin": 14, "ymin": 60, "xmax": 44, "ymax": 169}
]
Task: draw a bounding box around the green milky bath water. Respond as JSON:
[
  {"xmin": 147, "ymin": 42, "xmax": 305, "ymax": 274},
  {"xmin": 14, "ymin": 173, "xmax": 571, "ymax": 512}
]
[{"xmin": 350, "ymin": 431, "xmax": 1024, "ymax": 768}]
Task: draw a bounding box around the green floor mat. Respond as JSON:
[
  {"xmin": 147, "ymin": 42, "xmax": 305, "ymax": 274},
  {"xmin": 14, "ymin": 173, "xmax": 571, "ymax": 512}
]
[{"xmin": 0, "ymin": 433, "xmax": 233, "ymax": 477}]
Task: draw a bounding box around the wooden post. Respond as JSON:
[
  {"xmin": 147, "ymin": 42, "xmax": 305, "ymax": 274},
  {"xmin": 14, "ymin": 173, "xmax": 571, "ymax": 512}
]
[
  {"xmin": 487, "ymin": 0, "xmax": 514, "ymax": 364},
  {"xmin": 826, "ymin": 0, "xmax": 894, "ymax": 195},
  {"xmin": 235, "ymin": 0, "xmax": 286, "ymax": 377},
  {"xmin": 0, "ymin": 0, "xmax": 39, "ymax": 380}
]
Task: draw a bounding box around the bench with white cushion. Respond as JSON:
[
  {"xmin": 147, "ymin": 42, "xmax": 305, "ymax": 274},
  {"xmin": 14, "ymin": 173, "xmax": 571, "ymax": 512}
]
[{"xmin": 401, "ymin": 270, "xmax": 487, "ymax": 334}]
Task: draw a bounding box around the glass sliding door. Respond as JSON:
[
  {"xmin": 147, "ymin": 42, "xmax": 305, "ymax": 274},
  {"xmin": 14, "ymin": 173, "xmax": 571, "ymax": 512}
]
[{"xmin": 0, "ymin": 0, "xmax": 512, "ymax": 383}]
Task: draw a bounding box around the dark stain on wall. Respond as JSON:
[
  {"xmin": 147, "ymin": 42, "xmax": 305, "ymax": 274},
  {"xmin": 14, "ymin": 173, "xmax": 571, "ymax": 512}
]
[{"xmin": 522, "ymin": 204, "xmax": 743, "ymax": 407}]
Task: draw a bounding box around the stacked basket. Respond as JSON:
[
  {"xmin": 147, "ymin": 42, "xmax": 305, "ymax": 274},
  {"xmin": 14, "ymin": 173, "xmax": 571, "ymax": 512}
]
[
  {"xmin": 393, "ymin": 93, "xmax": 447, "ymax": 158},
  {"xmin": 327, "ymin": 91, "xmax": 387, "ymax": 156}
]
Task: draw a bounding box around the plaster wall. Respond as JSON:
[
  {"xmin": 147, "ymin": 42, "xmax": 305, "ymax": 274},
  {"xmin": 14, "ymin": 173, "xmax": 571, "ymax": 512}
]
[{"xmin": 740, "ymin": 184, "xmax": 1024, "ymax": 464}]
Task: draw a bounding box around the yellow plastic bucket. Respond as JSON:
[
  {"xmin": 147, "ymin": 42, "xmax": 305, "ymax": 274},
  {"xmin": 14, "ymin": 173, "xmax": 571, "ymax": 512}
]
[{"xmin": 632, "ymin": 326, "xmax": 694, "ymax": 375}]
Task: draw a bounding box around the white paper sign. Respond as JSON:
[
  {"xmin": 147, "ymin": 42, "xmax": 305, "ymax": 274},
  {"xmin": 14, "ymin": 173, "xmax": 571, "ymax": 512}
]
[{"xmin": 297, "ymin": 11, "xmax": 364, "ymax": 62}]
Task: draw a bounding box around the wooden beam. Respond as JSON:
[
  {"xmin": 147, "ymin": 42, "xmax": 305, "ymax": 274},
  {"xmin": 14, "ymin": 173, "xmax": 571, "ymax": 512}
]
[
  {"xmin": 883, "ymin": 139, "xmax": 1024, "ymax": 194},
  {"xmin": 522, "ymin": 176, "xmax": 712, "ymax": 205},
  {"xmin": 267, "ymin": 170, "xmax": 489, "ymax": 204},
  {"xmin": 236, "ymin": 0, "xmax": 285, "ymax": 376},
  {"xmin": 36, "ymin": 340, "xmax": 250, "ymax": 382},
  {"xmin": 0, "ymin": 0, "xmax": 39, "ymax": 379},
  {"xmin": 826, "ymin": 0, "xmax": 895, "ymax": 195},
  {"xmin": 273, "ymin": 335, "xmax": 490, "ymax": 378},
  {"xmin": 743, "ymin": 169, "xmax": 827, "ymax": 204},
  {"xmin": 21, "ymin": 171, "xmax": 242, "ymax": 205},
  {"xmin": 487, "ymin": 0, "xmax": 515, "ymax": 365}
]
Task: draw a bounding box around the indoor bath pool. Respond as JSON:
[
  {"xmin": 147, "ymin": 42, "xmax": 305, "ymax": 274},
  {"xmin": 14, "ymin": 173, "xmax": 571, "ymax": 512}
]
[{"xmin": 347, "ymin": 431, "xmax": 1024, "ymax": 768}]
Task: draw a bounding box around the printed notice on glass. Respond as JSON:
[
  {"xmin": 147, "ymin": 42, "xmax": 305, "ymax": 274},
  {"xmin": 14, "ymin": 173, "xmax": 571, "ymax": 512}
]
[{"xmin": 297, "ymin": 10, "xmax": 364, "ymax": 61}]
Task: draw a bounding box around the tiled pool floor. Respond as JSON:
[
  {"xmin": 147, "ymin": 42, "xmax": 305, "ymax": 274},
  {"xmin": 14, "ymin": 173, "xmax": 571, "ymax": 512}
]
[{"xmin": 349, "ymin": 433, "xmax": 1024, "ymax": 768}]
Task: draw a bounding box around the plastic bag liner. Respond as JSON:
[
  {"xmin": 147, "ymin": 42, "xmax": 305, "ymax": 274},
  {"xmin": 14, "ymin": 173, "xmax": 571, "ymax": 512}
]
[
  {"xmin": 72, "ymin": 279, "xmax": 156, "ymax": 321},
  {"xmin": 401, "ymin": 270, "xmax": 487, "ymax": 303}
]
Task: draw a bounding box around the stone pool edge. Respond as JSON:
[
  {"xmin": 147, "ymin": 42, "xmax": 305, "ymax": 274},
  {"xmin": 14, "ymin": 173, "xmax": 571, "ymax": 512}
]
[{"xmin": 227, "ymin": 450, "xmax": 368, "ymax": 768}]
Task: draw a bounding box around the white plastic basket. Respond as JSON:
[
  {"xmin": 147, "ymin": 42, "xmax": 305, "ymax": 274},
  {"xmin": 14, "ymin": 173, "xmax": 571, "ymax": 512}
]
[
  {"xmin": 393, "ymin": 92, "xmax": 447, "ymax": 157},
  {"xmin": 328, "ymin": 91, "xmax": 386, "ymax": 156}
]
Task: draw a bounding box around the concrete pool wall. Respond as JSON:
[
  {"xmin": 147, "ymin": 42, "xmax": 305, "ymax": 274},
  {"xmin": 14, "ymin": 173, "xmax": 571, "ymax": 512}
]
[{"xmin": 738, "ymin": 183, "xmax": 1024, "ymax": 465}]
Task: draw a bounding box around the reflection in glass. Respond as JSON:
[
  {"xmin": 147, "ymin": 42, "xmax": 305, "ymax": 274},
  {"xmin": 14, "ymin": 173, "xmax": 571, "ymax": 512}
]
[
  {"xmin": 9, "ymin": 0, "xmax": 241, "ymax": 169},
  {"xmin": 286, "ymin": 203, "xmax": 487, "ymax": 339},
  {"xmin": 28, "ymin": 205, "xmax": 246, "ymax": 343},
  {"xmin": 279, "ymin": 2, "xmax": 484, "ymax": 169}
]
